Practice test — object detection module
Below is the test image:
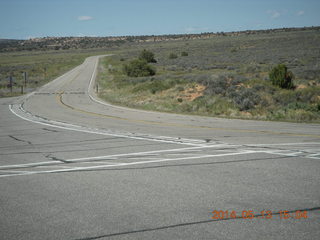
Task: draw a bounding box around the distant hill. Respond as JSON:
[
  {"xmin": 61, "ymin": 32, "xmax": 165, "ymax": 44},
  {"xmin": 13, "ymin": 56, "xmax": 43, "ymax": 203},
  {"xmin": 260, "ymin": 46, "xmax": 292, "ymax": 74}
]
[
  {"xmin": 1, "ymin": 26, "xmax": 319, "ymax": 52},
  {"xmin": 0, "ymin": 39, "xmax": 20, "ymax": 43}
]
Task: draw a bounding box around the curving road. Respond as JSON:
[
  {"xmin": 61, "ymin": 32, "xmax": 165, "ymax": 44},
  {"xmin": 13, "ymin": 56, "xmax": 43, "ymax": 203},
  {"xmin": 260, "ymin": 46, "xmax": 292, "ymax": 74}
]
[{"xmin": 1, "ymin": 55, "xmax": 320, "ymax": 239}]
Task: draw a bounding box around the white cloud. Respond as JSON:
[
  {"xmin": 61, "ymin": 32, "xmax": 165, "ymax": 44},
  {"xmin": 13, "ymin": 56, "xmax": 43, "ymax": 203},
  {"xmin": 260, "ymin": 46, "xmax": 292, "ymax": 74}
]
[
  {"xmin": 77, "ymin": 33, "xmax": 97, "ymax": 37},
  {"xmin": 185, "ymin": 26, "xmax": 209, "ymax": 33},
  {"xmin": 185, "ymin": 27, "xmax": 197, "ymax": 33},
  {"xmin": 267, "ymin": 10, "xmax": 281, "ymax": 19},
  {"xmin": 26, "ymin": 36, "xmax": 37, "ymax": 40},
  {"xmin": 78, "ymin": 16, "xmax": 93, "ymax": 21},
  {"xmin": 297, "ymin": 10, "xmax": 305, "ymax": 16}
]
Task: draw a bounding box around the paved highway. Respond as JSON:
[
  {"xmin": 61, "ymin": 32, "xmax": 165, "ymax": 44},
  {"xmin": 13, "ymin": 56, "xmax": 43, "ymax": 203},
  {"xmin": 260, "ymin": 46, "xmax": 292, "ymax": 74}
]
[{"xmin": 1, "ymin": 55, "xmax": 319, "ymax": 239}]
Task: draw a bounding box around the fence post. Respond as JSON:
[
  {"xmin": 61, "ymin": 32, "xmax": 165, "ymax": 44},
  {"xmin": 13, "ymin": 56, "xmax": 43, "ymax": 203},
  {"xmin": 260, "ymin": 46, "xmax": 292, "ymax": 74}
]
[
  {"xmin": 9, "ymin": 75, "xmax": 13, "ymax": 93},
  {"xmin": 23, "ymin": 72, "xmax": 28, "ymax": 87}
]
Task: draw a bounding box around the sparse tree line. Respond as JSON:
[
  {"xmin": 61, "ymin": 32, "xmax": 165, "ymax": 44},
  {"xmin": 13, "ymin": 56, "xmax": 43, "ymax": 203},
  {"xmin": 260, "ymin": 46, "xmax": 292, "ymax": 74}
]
[
  {"xmin": 124, "ymin": 49, "xmax": 295, "ymax": 89},
  {"xmin": 1, "ymin": 26, "xmax": 319, "ymax": 52}
]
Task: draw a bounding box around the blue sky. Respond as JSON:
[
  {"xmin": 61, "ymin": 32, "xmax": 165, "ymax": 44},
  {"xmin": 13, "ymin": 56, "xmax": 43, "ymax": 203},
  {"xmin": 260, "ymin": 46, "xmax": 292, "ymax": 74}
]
[{"xmin": 1, "ymin": 0, "xmax": 319, "ymax": 39}]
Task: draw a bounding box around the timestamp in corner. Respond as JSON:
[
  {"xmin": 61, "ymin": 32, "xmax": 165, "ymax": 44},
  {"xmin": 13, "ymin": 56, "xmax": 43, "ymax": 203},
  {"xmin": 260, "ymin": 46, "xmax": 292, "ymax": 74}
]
[{"xmin": 211, "ymin": 210, "xmax": 308, "ymax": 220}]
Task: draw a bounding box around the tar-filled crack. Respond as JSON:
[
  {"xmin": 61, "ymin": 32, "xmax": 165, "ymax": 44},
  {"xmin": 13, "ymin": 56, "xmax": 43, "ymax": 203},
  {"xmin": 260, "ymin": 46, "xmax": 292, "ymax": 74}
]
[
  {"xmin": 45, "ymin": 154, "xmax": 69, "ymax": 163},
  {"xmin": 8, "ymin": 135, "xmax": 32, "ymax": 145},
  {"xmin": 42, "ymin": 128, "xmax": 59, "ymax": 133},
  {"xmin": 244, "ymin": 144, "xmax": 308, "ymax": 152},
  {"xmin": 73, "ymin": 206, "xmax": 320, "ymax": 240}
]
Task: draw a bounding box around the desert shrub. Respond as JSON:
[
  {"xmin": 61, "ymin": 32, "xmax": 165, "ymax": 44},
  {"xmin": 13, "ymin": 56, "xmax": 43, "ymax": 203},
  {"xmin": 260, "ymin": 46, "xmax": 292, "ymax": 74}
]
[
  {"xmin": 123, "ymin": 59, "xmax": 156, "ymax": 77},
  {"xmin": 181, "ymin": 51, "xmax": 188, "ymax": 56},
  {"xmin": 252, "ymin": 84, "xmax": 266, "ymax": 91},
  {"xmin": 139, "ymin": 49, "xmax": 157, "ymax": 63},
  {"xmin": 132, "ymin": 77, "xmax": 181, "ymax": 94},
  {"xmin": 149, "ymin": 81, "xmax": 170, "ymax": 94},
  {"xmin": 198, "ymin": 75, "xmax": 228, "ymax": 96},
  {"xmin": 245, "ymin": 65, "xmax": 260, "ymax": 73},
  {"xmin": 301, "ymin": 69, "xmax": 320, "ymax": 80},
  {"xmin": 126, "ymin": 76, "xmax": 153, "ymax": 84},
  {"xmin": 182, "ymin": 74, "xmax": 196, "ymax": 82},
  {"xmin": 269, "ymin": 64, "xmax": 294, "ymax": 89},
  {"xmin": 286, "ymin": 102, "xmax": 319, "ymax": 112},
  {"xmin": 274, "ymin": 90, "xmax": 297, "ymax": 106},
  {"xmin": 195, "ymin": 73, "xmax": 212, "ymax": 84},
  {"xmin": 132, "ymin": 80, "xmax": 168, "ymax": 93},
  {"xmin": 165, "ymin": 65, "xmax": 179, "ymax": 71},
  {"xmin": 175, "ymin": 86, "xmax": 185, "ymax": 92},
  {"xmin": 230, "ymin": 47, "xmax": 238, "ymax": 53},
  {"xmin": 230, "ymin": 87, "xmax": 261, "ymax": 111},
  {"xmin": 271, "ymin": 109, "xmax": 319, "ymax": 122},
  {"xmin": 194, "ymin": 96, "xmax": 235, "ymax": 115},
  {"xmin": 295, "ymin": 87, "xmax": 320, "ymax": 103},
  {"xmin": 169, "ymin": 53, "xmax": 178, "ymax": 59},
  {"xmin": 230, "ymin": 75, "xmax": 248, "ymax": 85},
  {"xmin": 226, "ymin": 85, "xmax": 238, "ymax": 96}
]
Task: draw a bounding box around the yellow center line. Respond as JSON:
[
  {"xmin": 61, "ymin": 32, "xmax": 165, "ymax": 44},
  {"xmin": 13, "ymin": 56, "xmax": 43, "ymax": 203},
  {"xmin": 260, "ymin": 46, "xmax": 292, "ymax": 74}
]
[{"xmin": 56, "ymin": 93, "xmax": 320, "ymax": 138}]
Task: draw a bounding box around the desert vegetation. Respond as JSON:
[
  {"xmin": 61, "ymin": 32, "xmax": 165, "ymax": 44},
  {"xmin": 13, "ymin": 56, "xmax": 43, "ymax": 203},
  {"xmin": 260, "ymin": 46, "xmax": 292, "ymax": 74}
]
[
  {"xmin": 123, "ymin": 59, "xmax": 156, "ymax": 77},
  {"xmin": 138, "ymin": 49, "xmax": 157, "ymax": 63},
  {"xmin": 1, "ymin": 27, "xmax": 319, "ymax": 122},
  {"xmin": 97, "ymin": 28, "xmax": 320, "ymax": 122},
  {"xmin": 269, "ymin": 64, "xmax": 294, "ymax": 89},
  {"xmin": 1, "ymin": 26, "xmax": 318, "ymax": 52}
]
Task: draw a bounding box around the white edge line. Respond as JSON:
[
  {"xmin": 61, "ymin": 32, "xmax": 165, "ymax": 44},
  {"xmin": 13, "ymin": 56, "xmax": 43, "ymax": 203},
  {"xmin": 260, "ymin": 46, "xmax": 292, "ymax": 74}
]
[
  {"xmin": 9, "ymin": 104, "xmax": 204, "ymax": 147},
  {"xmin": 87, "ymin": 56, "xmax": 172, "ymax": 115},
  {"xmin": 0, "ymin": 150, "xmax": 258, "ymax": 178},
  {"xmin": 247, "ymin": 142, "xmax": 320, "ymax": 146},
  {"xmin": 86, "ymin": 56, "xmax": 212, "ymax": 145},
  {"xmin": 0, "ymin": 160, "xmax": 60, "ymax": 170},
  {"xmin": 7, "ymin": 54, "xmax": 207, "ymax": 148},
  {"xmin": 66, "ymin": 145, "xmax": 213, "ymax": 162},
  {"xmin": 0, "ymin": 145, "xmax": 213, "ymax": 169},
  {"xmin": 0, "ymin": 170, "xmax": 34, "ymax": 173},
  {"xmin": 263, "ymin": 151, "xmax": 320, "ymax": 159}
]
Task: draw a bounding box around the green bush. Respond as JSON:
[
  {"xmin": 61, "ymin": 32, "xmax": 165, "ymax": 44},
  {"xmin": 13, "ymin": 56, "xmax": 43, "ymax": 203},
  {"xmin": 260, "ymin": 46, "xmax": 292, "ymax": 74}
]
[
  {"xmin": 139, "ymin": 49, "xmax": 157, "ymax": 63},
  {"xmin": 269, "ymin": 64, "xmax": 294, "ymax": 89},
  {"xmin": 169, "ymin": 53, "xmax": 178, "ymax": 59},
  {"xmin": 123, "ymin": 59, "xmax": 156, "ymax": 77},
  {"xmin": 181, "ymin": 51, "xmax": 188, "ymax": 56}
]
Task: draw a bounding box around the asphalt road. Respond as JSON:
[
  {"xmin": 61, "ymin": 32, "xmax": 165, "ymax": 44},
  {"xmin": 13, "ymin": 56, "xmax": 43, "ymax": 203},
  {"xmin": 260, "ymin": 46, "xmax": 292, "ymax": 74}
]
[{"xmin": 1, "ymin": 55, "xmax": 319, "ymax": 240}]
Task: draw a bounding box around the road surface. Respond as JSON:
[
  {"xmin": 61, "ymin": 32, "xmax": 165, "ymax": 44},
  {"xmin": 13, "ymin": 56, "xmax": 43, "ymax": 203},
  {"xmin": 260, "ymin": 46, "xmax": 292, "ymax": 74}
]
[{"xmin": 1, "ymin": 55, "xmax": 320, "ymax": 239}]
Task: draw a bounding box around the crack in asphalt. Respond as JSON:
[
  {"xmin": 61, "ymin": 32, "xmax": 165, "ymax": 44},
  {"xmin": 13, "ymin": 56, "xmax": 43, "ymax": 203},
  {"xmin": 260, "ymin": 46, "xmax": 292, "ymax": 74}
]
[
  {"xmin": 42, "ymin": 128, "xmax": 59, "ymax": 133},
  {"xmin": 51, "ymin": 155, "xmax": 292, "ymax": 173},
  {"xmin": 73, "ymin": 207, "xmax": 320, "ymax": 240},
  {"xmin": 45, "ymin": 154, "xmax": 69, "ymax": 163},
  {"xmin": 8, "ymin": 135, "xmax": 32, "ymax": 145}
]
